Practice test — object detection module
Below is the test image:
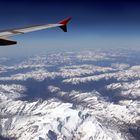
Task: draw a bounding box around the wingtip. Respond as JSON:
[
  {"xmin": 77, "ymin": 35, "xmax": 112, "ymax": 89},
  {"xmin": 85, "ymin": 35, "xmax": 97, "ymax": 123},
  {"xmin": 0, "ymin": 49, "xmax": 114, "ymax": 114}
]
[
  {"xmin": 58, "ymin": 17, "xmax": 72, "ymax": 32},
  {"xmin": 58, "ymin": 17, "xmax": 72, "ymax": 25}
]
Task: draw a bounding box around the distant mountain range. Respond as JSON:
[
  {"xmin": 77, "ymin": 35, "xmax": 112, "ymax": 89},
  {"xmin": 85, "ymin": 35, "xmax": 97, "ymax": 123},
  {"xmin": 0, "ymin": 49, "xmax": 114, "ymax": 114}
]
[{"xmin": 0, "ymin": 50, "xmax": 140, "ymax": 140}]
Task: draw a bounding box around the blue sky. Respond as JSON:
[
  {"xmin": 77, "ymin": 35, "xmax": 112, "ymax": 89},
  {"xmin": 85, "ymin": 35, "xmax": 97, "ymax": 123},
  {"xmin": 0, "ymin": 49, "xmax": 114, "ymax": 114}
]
[{"xmin": 0, "ymin": 0, "xmax": 140, "ymax": 57}]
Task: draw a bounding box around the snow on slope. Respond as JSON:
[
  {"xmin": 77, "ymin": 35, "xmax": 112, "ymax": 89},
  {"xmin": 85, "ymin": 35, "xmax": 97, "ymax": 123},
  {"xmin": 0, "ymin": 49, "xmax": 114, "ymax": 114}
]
[
  {"xmin": 0, "ymin": 98, "xmax": 124, "ymax": 140},
  {"xmin": 0, "ymin": 50, "xmax": 140, "ymax": 140},
  {"xmin": 62, "ymin": 67, "xmax": 140, "ymax": 84}
]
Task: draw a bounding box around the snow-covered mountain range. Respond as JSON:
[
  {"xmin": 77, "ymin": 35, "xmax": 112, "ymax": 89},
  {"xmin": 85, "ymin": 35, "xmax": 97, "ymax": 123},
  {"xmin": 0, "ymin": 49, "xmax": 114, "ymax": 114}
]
[{"xmin": 0, "ymin": 50, "xmax": 140, "ymax": 140}]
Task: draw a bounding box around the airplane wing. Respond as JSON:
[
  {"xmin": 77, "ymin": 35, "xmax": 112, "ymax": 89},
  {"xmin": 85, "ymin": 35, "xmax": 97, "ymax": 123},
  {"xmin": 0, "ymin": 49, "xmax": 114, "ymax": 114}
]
[{"xmin": 0, "ymin": 17, "xmax": 72, "ymax": 45}]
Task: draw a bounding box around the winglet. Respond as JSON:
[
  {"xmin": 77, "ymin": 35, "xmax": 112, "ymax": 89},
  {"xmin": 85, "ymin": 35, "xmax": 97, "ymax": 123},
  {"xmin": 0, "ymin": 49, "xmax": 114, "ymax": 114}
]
[{"xmin": 58, "ymin": 17, "xmax": 72, "ymax": 32}]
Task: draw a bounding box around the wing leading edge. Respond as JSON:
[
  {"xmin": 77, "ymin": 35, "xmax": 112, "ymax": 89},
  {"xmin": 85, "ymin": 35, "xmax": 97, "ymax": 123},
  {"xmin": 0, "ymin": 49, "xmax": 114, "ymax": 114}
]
[{"xmin": 0, "ymin": 17, "xmax": 72, "ymax": 46}]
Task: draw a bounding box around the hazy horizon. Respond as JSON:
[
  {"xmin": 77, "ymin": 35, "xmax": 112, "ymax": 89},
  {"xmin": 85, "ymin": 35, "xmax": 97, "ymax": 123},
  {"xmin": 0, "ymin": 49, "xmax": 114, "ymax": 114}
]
[{"xmin": 0, "ymin": 0, "xmax": 140, "ymax": 57}]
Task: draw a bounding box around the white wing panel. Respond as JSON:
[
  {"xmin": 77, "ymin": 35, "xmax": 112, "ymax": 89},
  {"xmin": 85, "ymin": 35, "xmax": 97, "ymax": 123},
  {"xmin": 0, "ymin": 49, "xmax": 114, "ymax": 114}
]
[{"xmin": 0, "ymin": 24, "xmax": 62, "ymax": 37}]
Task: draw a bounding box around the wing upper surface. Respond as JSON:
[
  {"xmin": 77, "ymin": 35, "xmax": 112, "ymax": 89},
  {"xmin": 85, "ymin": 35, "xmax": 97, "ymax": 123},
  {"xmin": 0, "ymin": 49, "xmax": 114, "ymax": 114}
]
[{"xmin": 0, "ymin": 24, "xmax": 62, "ymax": 37}]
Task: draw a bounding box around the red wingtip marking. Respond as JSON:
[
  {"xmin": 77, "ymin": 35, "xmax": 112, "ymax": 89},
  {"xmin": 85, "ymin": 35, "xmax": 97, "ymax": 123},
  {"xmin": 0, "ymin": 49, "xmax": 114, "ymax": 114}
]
[{"xmin": 58, "ymin": 17, "xmax": 72, "ymax": 25}]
